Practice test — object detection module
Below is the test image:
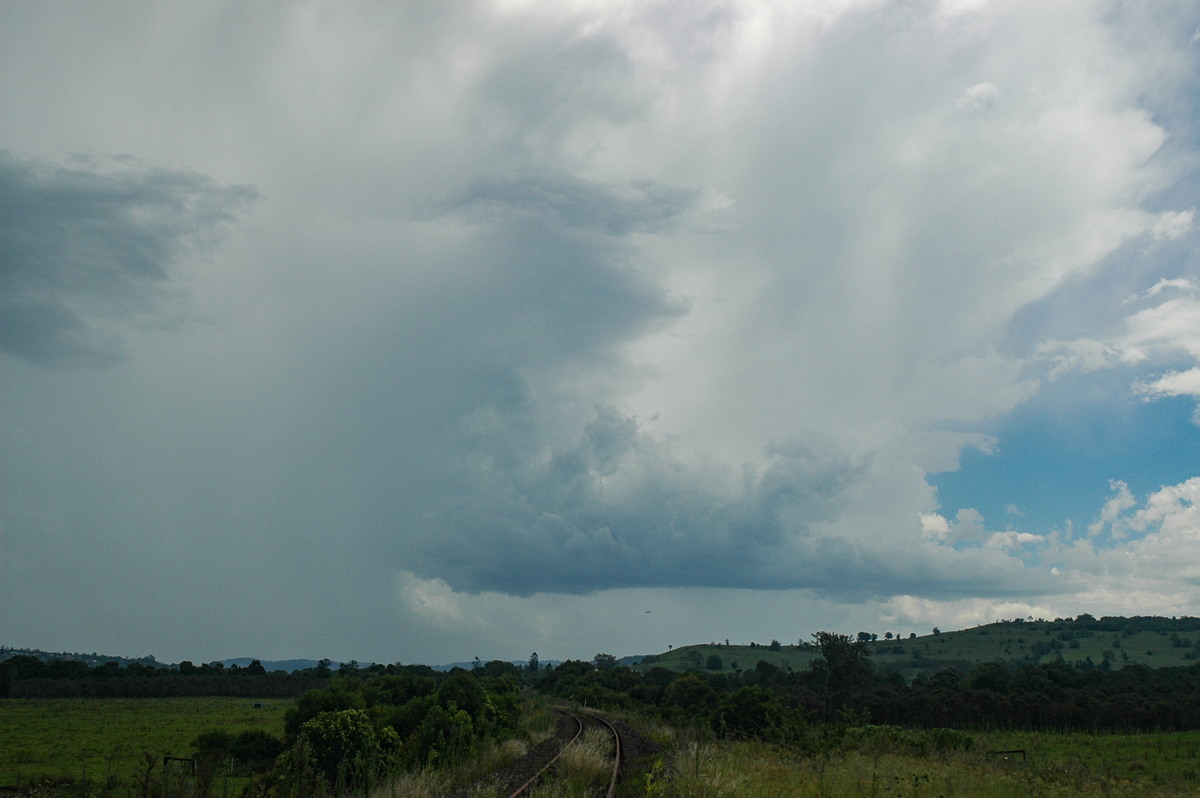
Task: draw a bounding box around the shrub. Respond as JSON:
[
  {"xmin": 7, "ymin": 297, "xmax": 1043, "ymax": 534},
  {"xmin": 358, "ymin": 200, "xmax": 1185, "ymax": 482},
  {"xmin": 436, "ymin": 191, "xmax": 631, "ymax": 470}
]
[
  {"xmin": 278, "ymin": 709, "xmax": 398, "ymax": 795},
  {"xmin": 928, "ymin": 727, "xmax": 973, "ymax": 752}
]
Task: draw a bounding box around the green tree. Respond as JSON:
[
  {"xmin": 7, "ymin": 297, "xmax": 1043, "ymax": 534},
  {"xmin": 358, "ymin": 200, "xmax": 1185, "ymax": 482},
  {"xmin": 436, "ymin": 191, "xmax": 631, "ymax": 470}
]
[
  {"xmin": 969, "ymin": 661, "xmax": 1011, "ymax": 693},
  {"xmin": 663, "ymin": 671, "xmax": 716, "ymax": 713},
  {"xmin": 436, "ymin": 669, "xmax": 490, "ymax": 726},
  {"xmin": 3, "ymin": 655, "xmax": 47, "ymax": 679},
  {"xmin": 284, "ymin": 678, "xmax": 366, "ymax": 737},
  {"xmin": 810, "ymin": 631, "xmax": 872, "ymax": 720},
  {"xmin": 281, "ymin": 709, "xmax": 397, "ymax": 794},
  {"xmin": 192, "ymin": 729, "xmax": 234, "ymax": 764},
  {"xmin": 593, "ymin": 652, "xmax": 619, "ymax": 671},
  {"xmin": 230, "ymin": 729, "xmax": 284, "ymax": 768},
  {"xmin": 928, "ymin": 666, "xmax": 962, "ymax": 690},
  {"xmin": 713, "ymin": 686, "xmax": 792, "ymax": 739},
  {"xmin": 47, "ymin": 659, "xmax": 91, "ymax": 679},
  {"xmin": 405, "ymin": 703, "xmax": 473, "ymax": 767}
]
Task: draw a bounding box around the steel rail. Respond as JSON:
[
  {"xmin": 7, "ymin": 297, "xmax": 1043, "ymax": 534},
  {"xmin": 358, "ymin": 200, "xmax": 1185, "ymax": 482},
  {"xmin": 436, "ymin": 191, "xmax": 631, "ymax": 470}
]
[
  {"xmin": 582, "ymin": 712, "xmax": 622, "ymax": 798},
  {"xmin": 506, "ymin": 711, "xmax": 583, "ymax": 798}
]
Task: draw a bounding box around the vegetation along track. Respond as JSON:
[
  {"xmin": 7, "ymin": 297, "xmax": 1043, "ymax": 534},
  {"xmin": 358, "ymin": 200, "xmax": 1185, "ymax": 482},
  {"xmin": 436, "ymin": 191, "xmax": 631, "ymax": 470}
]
[
  {"xmin": 506, "ymin": 710, "xmax": 622, "ymax": 798},
  {"xmin": 586, "ymin": 712, "xmax": 622, "ymax": 798}
]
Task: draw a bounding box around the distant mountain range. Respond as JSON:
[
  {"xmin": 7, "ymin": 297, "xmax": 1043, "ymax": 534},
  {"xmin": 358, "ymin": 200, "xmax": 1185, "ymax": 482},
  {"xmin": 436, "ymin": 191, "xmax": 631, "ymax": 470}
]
[{"xmin": 217, "ymin": 657, "xmax": 327, "ymax": 673}]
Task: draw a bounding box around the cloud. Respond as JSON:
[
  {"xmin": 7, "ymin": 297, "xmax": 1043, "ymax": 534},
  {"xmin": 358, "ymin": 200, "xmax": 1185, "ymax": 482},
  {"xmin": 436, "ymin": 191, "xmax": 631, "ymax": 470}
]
[
  {"xmin": 408, "ymin": 406, "xmax": 1054, "ymax": 601},
  {"xmin": 895, "ymin": 475, "xmax": 1200, "ymax": 630},
  {"xmin": 1088, "ymin": 480, "xmax": 1136, "ymax": 537},
  {"xmin": 439, "ymin": 169, "xmax": 698, "ymax": 236},
  {"xmin": 884, "ymin": 596, "xmax": 1059, "ymax": 631},
  {"xmin": 1129, "ymin": 277, "xmax": 1197, "ymax": 302},
  {"xmin": 1046, "ymin": 478, "xmax": 1200, "ymax": 592},
  {"xmin": 1151, "ymin": 210, "xmax": 1195, "ymax": 240},
  {"xmin": 1134, "ymin": 367, "xmax": 1200, "ymax": 406},
  {"xmin": 3, "ymin": 0, "xmax": 1200, "ymax": 663},
  {"xmin": 1046, "ymin": 277, "xmax": 1200, "ymax": 417},
  {"xmin": 954, "ymin": 82, "xmax": 1000, "ymax": 112},
  {"xmin": 0, "ymin": 151, "xmax": 256, "ymax": 365}
]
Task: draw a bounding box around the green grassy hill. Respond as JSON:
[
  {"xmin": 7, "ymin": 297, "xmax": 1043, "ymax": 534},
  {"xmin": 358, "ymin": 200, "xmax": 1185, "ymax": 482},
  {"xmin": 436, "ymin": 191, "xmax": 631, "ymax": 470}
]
[{"xmin": 636, "ymin": 616, "xmax": 1200, "ymax": 680}]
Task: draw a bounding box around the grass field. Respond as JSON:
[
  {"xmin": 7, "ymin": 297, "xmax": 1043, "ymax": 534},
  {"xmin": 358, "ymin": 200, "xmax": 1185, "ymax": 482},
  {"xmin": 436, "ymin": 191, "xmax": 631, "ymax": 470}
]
[
  {"xmin": 0, "ymin": 696, "xmax": 287, "ymax": 792},
  {"xmin": 631, "ymin": 722, "xmax": 1200, "ymax": 797},
  {"xmin": 5, "ymin": 694, "xmax": 1200, "ymax": 796}
]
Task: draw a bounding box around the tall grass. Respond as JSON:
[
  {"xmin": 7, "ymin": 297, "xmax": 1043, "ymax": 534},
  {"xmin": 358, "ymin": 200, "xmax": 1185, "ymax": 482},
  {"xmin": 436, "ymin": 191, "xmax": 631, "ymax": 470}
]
[
  {"xmin": 528, "ymin": 726, "xmax": 612, "ymax": 798},
  {"xmin": 641, "ymin": 732, "xmax": 1200, "ymax": 797}
]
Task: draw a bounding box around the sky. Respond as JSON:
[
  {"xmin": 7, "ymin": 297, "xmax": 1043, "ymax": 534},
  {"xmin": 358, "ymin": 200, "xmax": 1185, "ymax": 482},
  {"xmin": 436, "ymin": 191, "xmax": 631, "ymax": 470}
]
[{"xmin": 4, "ymin": 0, "xmax": 1200, "ymax": 668}]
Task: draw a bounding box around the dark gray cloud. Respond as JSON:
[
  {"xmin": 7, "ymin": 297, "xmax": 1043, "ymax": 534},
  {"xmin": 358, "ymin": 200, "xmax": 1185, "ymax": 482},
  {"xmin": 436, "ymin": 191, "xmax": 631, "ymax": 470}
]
[
  {"xmin": 411, "ymin": 406, "xmax": 1055, "ymax": 600},
  {"xmin": 442, "ymin": 170, "xmax": 698, "ymax": 236},
  {"xmin": 0, "ymin": 151, "xmax": 256, "ymax": 364}
]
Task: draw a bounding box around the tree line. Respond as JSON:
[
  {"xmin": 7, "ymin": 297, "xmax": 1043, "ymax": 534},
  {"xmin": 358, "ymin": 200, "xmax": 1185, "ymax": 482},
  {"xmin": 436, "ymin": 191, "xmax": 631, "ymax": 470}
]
[
  {"xmin": 0, "ymin": 655, "xmax": 353, "ymax": 698},
  {"xmin": 538, "ymin": 633, "xmax": 1200, "ymax": 737},
  {"xmin": 201, "ymin": 663, "xmax": 522, "ymax": 796}
]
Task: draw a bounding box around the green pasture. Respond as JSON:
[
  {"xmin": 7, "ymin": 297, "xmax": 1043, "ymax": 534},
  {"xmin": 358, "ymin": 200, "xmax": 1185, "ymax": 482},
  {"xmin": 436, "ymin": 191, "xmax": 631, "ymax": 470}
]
[
  {"xmin": 974, "ymin": 729, "xmax": 1200, "ymax": 784},
  {"xmin": 640, "ymin": 621, "xmax": 1200, "ymax": 677},
  {"xmin": 0, "ymin": 696, "xmax": 287, "ymax": 791},
  {"xmin": 634, "ymin": 725, "xmax": 1200, "ymax": 797}
]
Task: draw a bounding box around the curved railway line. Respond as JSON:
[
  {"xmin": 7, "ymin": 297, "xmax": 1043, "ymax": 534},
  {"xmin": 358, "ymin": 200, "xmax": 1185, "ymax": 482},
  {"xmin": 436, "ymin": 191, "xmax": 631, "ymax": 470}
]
[{"xmin": 506, "ymin": 709, "xmax": 623, "ymax": 798}]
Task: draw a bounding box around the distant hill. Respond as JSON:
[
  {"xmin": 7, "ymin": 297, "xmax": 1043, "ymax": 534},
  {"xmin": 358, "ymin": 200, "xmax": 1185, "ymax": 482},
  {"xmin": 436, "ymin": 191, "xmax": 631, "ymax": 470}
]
[
  {"xmin": 0, "ymin": 648, "xmax": 326, "ymax": 673},
  {"xmin": 218, "ymin": 657, "xmax": 327, "ymax": 673},
  {"xmin": 637, "ymin": 615, "xmax": 1200, "ymax": 680},
  {"xmin": 0, "ymin": 646, "xmax": 160, "ymax": 669},
  {"xmin": 432, "ymin": 659, "xmax": 564, "ymax": 672}
]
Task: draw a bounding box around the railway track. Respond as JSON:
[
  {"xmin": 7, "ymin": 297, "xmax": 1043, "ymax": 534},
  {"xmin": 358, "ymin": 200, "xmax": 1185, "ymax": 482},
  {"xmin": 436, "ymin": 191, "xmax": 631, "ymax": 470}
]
[{"xmin": 507, "ymin": 710, "xmax": 623, "ymax": 798}]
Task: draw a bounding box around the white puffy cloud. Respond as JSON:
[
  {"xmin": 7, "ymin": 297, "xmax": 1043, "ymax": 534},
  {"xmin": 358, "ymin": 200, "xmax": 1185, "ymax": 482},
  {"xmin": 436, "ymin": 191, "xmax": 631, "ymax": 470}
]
[
  {"xmin": 1152, "ymin": 210, "xmax": 1195, "ymax": 241},
  {"xmin": 885, "ymin": 476, "xmax": 1200, "ymax": 631},
  {"xmin": 1051, "ymin": 478, "xmax": 1200, "ymax": 592},
  {"xmin": 1043, "ymin": 279, "xmax": 1200, "ymax": 409},
  {"xmin": 1088, "ymin": 480, "xmax": 1136, "ymax": 537},
  {"xmin": 884, "ymin": 596, "xmax": 1061, "ymax": 632}
]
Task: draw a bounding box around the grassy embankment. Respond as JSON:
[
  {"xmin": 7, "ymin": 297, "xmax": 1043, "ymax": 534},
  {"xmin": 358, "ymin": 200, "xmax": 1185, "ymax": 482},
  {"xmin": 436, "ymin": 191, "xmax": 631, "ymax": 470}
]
[{"xmin": 0, "ymin": 696, "xmax": 286, "ymax": 792}]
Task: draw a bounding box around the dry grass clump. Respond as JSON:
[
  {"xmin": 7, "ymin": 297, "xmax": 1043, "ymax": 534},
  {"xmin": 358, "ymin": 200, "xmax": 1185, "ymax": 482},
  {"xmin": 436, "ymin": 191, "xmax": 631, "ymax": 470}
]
[
  {"xmin": 370, "ymin": 736, "xmax": 532, "ymax": 798},
  {"xmin": 369, "ymin": 769, "xmax": 447, "ymax": 798},
  {"xmin": 529, "ymin": 727, "xmax": 612, "ymax": 797}
]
